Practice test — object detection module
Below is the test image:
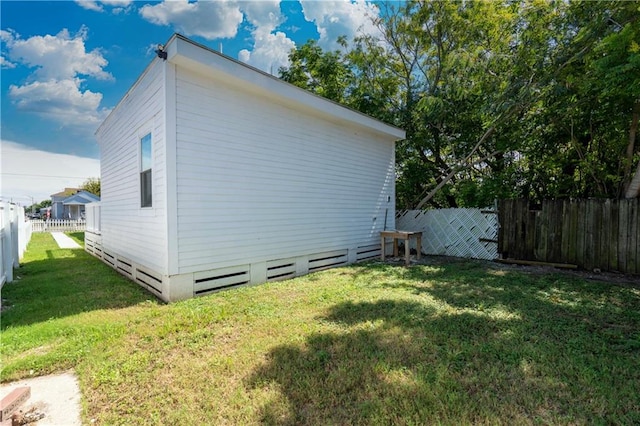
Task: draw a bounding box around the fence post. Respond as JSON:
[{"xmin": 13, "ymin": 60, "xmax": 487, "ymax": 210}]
[
  {"xmin": 10, "ymin": 205, "xmax": 20, "ymax": 268},
  {"xmin": 1, "ymin": 203, "xmax": 13, "ymax": 283}
]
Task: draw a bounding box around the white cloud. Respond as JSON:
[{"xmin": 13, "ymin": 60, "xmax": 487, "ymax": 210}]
[
  {"xmin": 239, "ymin": 31, "xmax": 294, "ymax": 74},
  {"xmin": 241, "ymin": 0, "xmax": 282, "ymax": 33},
  {"xmin": 138, "ymin": 0, "xmax": 294, "ymax": 73},
  {"xmin": 100, "ymin": 0, "xmax": 133, "ymax": 6},
  {"xmin": 9, "ymin": 79, "xmax": 110, "ymax": 128},
  {"xmin": 300, "ymin": 0, "xmax": 381, "ymax": 50},
  {"xmin": 1, "ymin": 56, "xmax": 16, "ymax": 69},
  {"xmin": 238, "ymin": 49, "xmax": 250, "ymax": 63},
  {"xmin": 0, "ymin": 140, "xmax": 101, "ymax": 204},
  {"xmin": 145, "ymin": 42, "xmax": 160, "ymax": 57},
  {"xmin": 1, "ymin": 29, "xmax": 16, "ymax": 43},
  {"xmin": 75, "ymin": 1, "xmax": 104, "ymax": 12},
  {"xmin": 140, "ymin": 0, "xmax": 243, "ymax": 39},
  {"xmin": 3, "ymin": 27, "xmax": 111, "ymax": 133},
  {"xmin": 75, "ymin": 0, "xmax": 133, "ymax": 13},
  {"xmin": 237, "ymin": 1, "xmax": 295, "ymax": 74},
  {"xmin": 5, "ymin": 27, "xmax": 112, "ymax": 81}
]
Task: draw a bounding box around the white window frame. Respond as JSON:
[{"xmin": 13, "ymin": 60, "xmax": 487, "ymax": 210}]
[{"xmin": 139, "ymin": 131, "xmax": 153, "ymax": 209}]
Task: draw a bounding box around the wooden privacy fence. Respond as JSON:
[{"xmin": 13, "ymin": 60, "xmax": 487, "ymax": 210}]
[{"xmin": 498, "ymin": 199, "xmax": 639, "ymax": 274}]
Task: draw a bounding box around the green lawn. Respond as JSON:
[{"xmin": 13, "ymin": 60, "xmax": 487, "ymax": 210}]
[{"xmin": 2, "ymin": 233, "xmax": 639, "ymax": 425}]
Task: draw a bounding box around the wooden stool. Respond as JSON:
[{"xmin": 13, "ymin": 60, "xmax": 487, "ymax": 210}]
[{"xmin": 380, "ymin": 230, "xmax": 422, "ymax": 266}]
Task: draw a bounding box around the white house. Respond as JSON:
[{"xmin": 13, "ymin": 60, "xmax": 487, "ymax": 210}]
[{"xmin": 85, "ymin": 34, "xmax": 404, "ymax": 302}]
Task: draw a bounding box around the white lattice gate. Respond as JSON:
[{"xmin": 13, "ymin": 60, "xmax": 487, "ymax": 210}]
[{"xmin": 395, "ymin": 208, "xmax": 498, "ymax": 260}]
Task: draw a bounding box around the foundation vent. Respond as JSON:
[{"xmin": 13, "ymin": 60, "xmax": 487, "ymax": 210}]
[
  {"xmin": 308, "ymin": 249, "xmax": 348, "ymax": 272},
  {"xmin": 117, "ymin": 258, "xmax": 133, "ymax": 278},
  {"xmin": 194, "ymin": 265, "xmax": 250, "ymax": 296},
  {"xmin": 102, "ymin": 251, "xmax": 115, "ymax": 267},
  {"xmin": 266, "ymin": 258, "xmax": 296, "ymax": 282},
  {"xmin": 356, "ymin": 244, "xmax": 381, "ymax": 262},
  {"xmin": 135, "ymin": 266, "xmax": 162, "ymax": 294}
]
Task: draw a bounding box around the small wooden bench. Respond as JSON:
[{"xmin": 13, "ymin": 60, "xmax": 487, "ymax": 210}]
[{"xmin": 380, "ymin": 230, "xmax": 422, "ymax": 266}]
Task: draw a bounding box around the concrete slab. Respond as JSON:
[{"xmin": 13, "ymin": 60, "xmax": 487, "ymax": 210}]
[
  {"xmin": 51, "ymin": 232, "xmax": 81, "ymax": 249},
  {"xmin": 0, "ymin": 371, "xmax": 82, "ymax": 426}
]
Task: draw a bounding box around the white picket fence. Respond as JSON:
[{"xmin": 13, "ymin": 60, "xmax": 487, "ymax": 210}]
[
  {"xmin": 396, "ymin": 208, "xmax": 498, "ymax": 260},
  {"xmin": 1, "ymin": 202, "xmax": 32, "ymax": 286},
  {"xmin": 30, "ymin": 219, "xmax": 86, "ymax": 233}
]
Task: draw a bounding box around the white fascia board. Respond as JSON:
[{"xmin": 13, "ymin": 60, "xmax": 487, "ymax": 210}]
[{"xmin": 164, "ymin": 34, "xmax": 405, "ymax": 141}]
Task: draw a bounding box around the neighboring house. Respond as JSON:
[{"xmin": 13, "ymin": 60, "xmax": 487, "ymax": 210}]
[
  {"xmin": 50, "ymin": 188, "xmax": 100, "ymax": 219},
  {"xmin": 85, "ymin": 34, "xmax": 405, "ymax": 302},
  {"xmin": 51, "ymin": 188, "xmax": 78, "ymax": 219}
]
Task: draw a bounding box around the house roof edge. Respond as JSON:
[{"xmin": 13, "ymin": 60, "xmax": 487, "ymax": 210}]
[
  {"xmin": 97, "ymin": 33, "xmax": 406, "ymax": 141},
  {"xmin": 166, "ymin": 34, "xmax": 405, "ymax": 140}
]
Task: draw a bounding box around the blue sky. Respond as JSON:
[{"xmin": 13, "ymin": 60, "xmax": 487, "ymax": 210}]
[{"xmin": 1, "ymin": 0, "xmax": 382, "ymax": 203}]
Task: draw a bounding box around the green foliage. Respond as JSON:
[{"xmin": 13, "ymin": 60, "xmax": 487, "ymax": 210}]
[
  {"xmin": 279, "ymin": 38, "xmax": 353, "ymax": 104},
  {"xmin": 27, "ymin": 199, "xmax": 52, "ymax": 214},
  {"xmin": 512, "ymin": 1, "xmax": 640, "ymax": 200},
  {"xmin": 80, "ymin": 177, "xmax": 100, "ymax": 197},
  {"xmin": 280, "ymin": 0, "xmax": 640, "ymax": 207}
]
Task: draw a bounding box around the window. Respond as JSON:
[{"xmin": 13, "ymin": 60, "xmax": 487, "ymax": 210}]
[{"xmin": 140, "ymin": 133, "xmax": 152, "ymax": 208}]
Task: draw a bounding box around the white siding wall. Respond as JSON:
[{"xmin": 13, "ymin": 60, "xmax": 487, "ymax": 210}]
[
  {"xmin": 175, "ymin": 67, "xmax": 396, "ymax": 274},
  {"xmin": 96, "ymin": 60, "xmax": 168, "ymax": 274}
]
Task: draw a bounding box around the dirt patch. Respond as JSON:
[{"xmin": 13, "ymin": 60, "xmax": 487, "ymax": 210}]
[
  {"xmin": 488, "ymin": 261, "xmax": 640, "ymax": 287},
  {"xmin": 383, "ymin": 253, "xmax": 640, "ymax": 287}
]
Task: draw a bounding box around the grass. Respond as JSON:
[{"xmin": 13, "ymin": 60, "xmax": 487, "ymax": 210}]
[{"xmin": 2, "ymin": 233, "xmax": 640, "ymax": 425}]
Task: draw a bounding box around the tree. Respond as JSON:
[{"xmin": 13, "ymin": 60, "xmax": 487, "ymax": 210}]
[
  {"xmin": 27, "ymin": 199, "xmax": 51, "ymax": 216},
  {"xmin": 351, "ymin": 0, "xmax": 552, "ymax": 208},
  {"xmin": 513, "ymin": 1, "xmax": 640, "ymax": 200},
  {"xmin": 80, "ymin": 177, "xmax": 101, "ymax": 197},
  {"xmin": 627, "ymin": 158, "xmax": 640, "ymax": 198},
  {"xmin": 279, "ymin": 0, "xmax": 640, "ymax": 206},
  {"xmin": 279, "ymin": 38, "xmax": 353, "ymax": 104}
]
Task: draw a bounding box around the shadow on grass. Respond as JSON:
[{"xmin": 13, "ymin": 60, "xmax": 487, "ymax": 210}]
[
  {"xmin": 248, "ymin": 262, "xmax": 640, "ymax": 425},
  {"xmin": 2, "ymin": 247, "xmax": 157, "ymax": 329}
]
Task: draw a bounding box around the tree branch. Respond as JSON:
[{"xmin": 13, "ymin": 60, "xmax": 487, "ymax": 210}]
[{"xmin": 415, "ymin": 148, "xmax": 501, "ymax": 209}]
